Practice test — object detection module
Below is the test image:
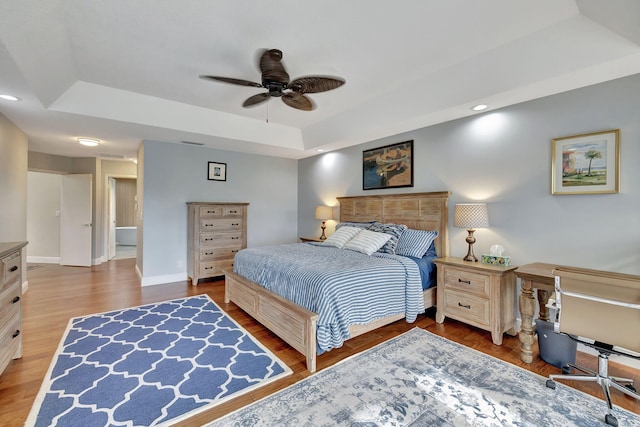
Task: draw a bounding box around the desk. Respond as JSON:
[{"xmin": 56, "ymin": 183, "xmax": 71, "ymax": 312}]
[{"xmin": 514, "ymin": 263, "xmax": 557, "ymax": 363}]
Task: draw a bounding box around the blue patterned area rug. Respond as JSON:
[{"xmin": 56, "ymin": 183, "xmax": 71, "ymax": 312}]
[
  {"xmin": 208, "ymin": 328, "xmax": 640, "ymax": 426},
  {"xmin": 26, "ymin": 295, "xmax": 291, "ymax": 427}
]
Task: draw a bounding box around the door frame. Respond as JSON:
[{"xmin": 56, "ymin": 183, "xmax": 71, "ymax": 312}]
[{"xmin": 103, "ymin": 173, "xmax": 137, "ymax": 262}]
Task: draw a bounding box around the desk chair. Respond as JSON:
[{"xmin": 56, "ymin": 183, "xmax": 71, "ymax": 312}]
[{"xmin": 545, "ymin": 266, "xmax": 640, "ymax": 426}]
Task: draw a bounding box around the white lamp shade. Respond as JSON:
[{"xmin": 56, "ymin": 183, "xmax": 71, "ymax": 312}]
[
  {"xmin": 454, "ymin": 203, "xmax": 489, "ymax": 229},
  {"xmin": 315, "ymin": 205, "xmax": 334, "ymax": 220}
]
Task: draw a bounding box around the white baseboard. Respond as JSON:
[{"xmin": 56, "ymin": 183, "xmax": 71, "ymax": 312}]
[
  {"xmin": 140, "ymin": 272, "xmax": 189, "ymax": 287},
  {"xmin": 26, "ymin": 256, "xmax": 60, "ymax": 264}
]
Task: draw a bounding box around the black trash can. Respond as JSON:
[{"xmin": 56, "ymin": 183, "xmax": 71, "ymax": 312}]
[{"xmin": 536, "ymin": 319, "xmax": 577, "ymax": 370}]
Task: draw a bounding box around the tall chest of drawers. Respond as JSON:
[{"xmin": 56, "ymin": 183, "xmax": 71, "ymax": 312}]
[
  {"xmin": 0, "ymin": 241, "xmax": 27, "ymax": 376},
  {"xmin": 187, "ymin": 202, "xmax": 248, "ymax": 284}
]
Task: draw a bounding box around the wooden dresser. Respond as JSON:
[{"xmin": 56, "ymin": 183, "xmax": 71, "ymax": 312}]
[
  {"xmin": 434, "ymin": 256, "xmax": 517, "ymax": 345},
  {"xmin": 187, "ymin": 202, "xmax": 248, "ymax": 284},
  {"xmin": 0, "ymin": 241, "xmax": 27, "ymax": 375}
]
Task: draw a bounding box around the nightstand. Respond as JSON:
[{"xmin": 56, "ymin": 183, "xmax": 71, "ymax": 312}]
[
  {"xmin": 299, "ymin": 237, "xmax": 323, "ymax": 243},
  {"xmin": 434, "ymin": 257, "xmax": 518, "ymax": 345}
]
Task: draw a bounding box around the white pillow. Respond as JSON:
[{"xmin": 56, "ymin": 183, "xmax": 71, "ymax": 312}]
[
  {"xmin": 343, "ymin": 229, "xmax": 392, "ymax": 256},
  {"xmin": 322, "ymin": 226, "xmax": 362, "ymax": 249}
]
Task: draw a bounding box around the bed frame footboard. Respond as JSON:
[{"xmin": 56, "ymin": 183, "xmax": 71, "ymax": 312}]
[{"xmin": 224, "ymin": 270, "xmax": 319, "ymax": 372}]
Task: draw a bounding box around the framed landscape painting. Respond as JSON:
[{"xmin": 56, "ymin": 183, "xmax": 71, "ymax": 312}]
[
  {"xmin": 363, "ymin": 140, "xmax": 414, "ymax": 190},
  {"xmin": 551, "ymin": 129, "xmax": 619, "ymax": 195}
]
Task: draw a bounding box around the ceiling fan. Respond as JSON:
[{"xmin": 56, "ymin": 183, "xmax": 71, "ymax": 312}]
[{"xmin": 200, "ymin": 49, "xmax": 345, "ymax": 111}]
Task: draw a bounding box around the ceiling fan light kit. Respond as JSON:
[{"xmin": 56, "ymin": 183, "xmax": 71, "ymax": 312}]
[{"xmin": 200, "ymin": 49, "xmax": 345, "ymax": 111}]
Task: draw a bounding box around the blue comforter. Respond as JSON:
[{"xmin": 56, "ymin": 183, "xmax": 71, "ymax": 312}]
[{"xmin": 233, "ymin": 243, "xmax": 425, "ymax": 352}]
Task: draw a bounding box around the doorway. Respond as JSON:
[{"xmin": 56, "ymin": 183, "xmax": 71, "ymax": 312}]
[{"xmin": 106, "ymin": 176, "xmax": 137, "ymax": 260}]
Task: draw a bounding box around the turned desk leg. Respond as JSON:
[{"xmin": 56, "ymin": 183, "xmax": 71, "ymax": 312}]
[
  {"xmin": 537, "ymin": 289, "xmax": 551, "ymax": 321},
  {"xmin": 519, "ymin": 278, "xmax": 536, "ymax": 363}
]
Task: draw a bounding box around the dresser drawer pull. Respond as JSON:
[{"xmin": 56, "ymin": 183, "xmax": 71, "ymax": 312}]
[
  {"xmin": 204, "ymin": 224, "xmax": 215, "ymax": 227},
  {"xmin": 231, "ymin": 249, "xmax": 239, "ymax": 253},
  {"xmin": 12, "ymin": 330, "xmax": 21, "ymax": 338},
  {"xmin": 9, "ymin": 265, "xmax": 18, "ymax": 272},
  {"xmin": 231, "ymin": 237, "xmax": 239, "ymax": 240},
  {"xmin": 232, "ymin": 223, "xmax": 239, "ymax": 226},
  {"xmin": 458, "ymin": 302, "xmax": 471, "ymax": 309},
  {"xmin": 12, "ymin": 296, "xmax": 20, "ymax": 304},
  {"xmin": 229, "ymin": 210, "xmax": 237, "ymax": 214},
  {"xmin": 458, "ymin": 279, "xmax": 471, "ymax": 285},
  {"xmin": 204, "ymin": 238, "xmax": 214, "ymax": 241},
  {"xmin": 204, "ymin": 266, "xmax": 214, "ymax": 271}
]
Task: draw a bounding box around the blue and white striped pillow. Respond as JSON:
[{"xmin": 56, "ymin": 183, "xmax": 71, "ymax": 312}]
[
  {"xmin": 322, "ymin": 226, "xmax": 362, "ymax": 249},
  {"xmin": 367, "ymin": 222, "xmax": 408, "ymax": 254},
  {"xmin": 343, "ymin": 229, "xmax": 392, "ymax": 256},
  {"xmin": 396, "ymin": 229, "xmax": 439, "ymax": 258}
]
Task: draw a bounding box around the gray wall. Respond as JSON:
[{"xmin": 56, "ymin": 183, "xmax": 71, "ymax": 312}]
[
  {"xmin": 0, "ymin": 113, "xmax": 28, "ymax": 242},
  {"xmin": 298, "ymin": 73, "xmax": 640, "ymax": 275},
  {"xmin": 139, "ymin": 140, "xmax": 298, "ymax": 285}
]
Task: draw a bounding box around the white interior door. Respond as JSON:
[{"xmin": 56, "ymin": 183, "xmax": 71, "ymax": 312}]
[
  {"xmin": 108, "ymin": 177, "xmax": 116, "ymax": 260},
  {"xmin": 60, "ymin": 174, "xmax": 93, "ymax": 266}
]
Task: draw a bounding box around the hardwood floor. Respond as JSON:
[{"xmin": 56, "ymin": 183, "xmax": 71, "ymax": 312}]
[{"xmin": 1, "ymin": 258, "xmax": 638, "ymax": 426}]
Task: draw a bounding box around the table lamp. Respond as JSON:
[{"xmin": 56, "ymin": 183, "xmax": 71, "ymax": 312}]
[
  {"xmin": 454, "ymin": 203, "xmax": 489, "ymax": 262},
  {"xmin": 315, "ymin": 205, "xmax": 333, "ymax": 240}
]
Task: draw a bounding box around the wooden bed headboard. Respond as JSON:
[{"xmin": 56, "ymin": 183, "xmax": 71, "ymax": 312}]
[{"xmin": 337, "ymin": 191, "xmax": 450, "ymax": 257}]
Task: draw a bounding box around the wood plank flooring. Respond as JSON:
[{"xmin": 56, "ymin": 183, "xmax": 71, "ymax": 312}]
[{"xmin": 1, "ymin": 258, "xmax": 638, "ymax": 426}]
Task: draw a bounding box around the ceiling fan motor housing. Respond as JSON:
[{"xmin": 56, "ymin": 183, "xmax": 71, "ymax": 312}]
[{"xmin": 263, "ymin": 80, "xmax": 287, "ymax": 97}]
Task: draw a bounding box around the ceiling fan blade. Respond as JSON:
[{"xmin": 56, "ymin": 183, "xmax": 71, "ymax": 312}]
[
  {"xmin": 282, "ymin": 92, "xmax": 314, "ymax": 111},
  {"xmin": 199, "ymin": 75, "xmax": 262, "ymax": 88},
  {"xmin": 242, "ymin": 93, "xmax": 271, "ymax": 108},
  {"xmin": 288, "ymin": 76, "xmax": 345, "ymax": 93},
  {"xmin": 258, "ymin": 49, "xmax": 289, "ymax": 84}
]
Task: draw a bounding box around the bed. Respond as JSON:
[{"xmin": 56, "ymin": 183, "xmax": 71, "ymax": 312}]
[{"xmin": 224, "ymin": 191, "xmax": 450, "ymax": 372}]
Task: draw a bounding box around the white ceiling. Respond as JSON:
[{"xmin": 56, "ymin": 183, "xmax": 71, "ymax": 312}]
[{"xmin": 1, "ymin": 0, "xmax": 640, "ymax": 161}]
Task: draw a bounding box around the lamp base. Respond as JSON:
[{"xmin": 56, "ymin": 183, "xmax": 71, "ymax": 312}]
[
  {"xmin": 463, "ymin": 253, "xmax": 478, "ymax": 262},
  {"xmin": 463, "ymin": 229, "xmax": 478, "ymax": 262},
  {"xmin": 319, "ymin": 222, "xmax": 327, "ymax": 240}
]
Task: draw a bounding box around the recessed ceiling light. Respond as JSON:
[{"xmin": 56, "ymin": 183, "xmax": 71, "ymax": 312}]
[
  {"xmin": 77, "ymin": 138, "xmax": 100, "ymax": 147},
  {"xmin": 316, "ymin": 149, "xmax": 325, "ymax": 152},
  {"xmin": 0, "ymin": 94, "xmax": 21, "ymax": 101},
  {"xmin": 471, "ymin": 104, "xmax": 488, "ymax": 111}
]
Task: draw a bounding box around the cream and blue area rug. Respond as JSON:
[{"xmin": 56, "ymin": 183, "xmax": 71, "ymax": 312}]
[
  {"xmin": 26, "ymin": 295, "xmax": 291, "ymax": 427},
  {"xmin": 208, "ymin": 328, "xmax": 640, "ymax": 426}
]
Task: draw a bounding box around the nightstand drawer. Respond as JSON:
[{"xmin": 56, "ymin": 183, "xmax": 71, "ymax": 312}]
[
  {"xmin": 443, "ymin": 289, "xmax": 490, "ymax": 327},
  {"xmin": 444, "ymin": 269, "xmax": 489, "ymax": 296}
]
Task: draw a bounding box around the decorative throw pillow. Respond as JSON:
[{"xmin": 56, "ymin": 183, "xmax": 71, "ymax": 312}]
[
  {"xmin": 343, "ymin": 229, "xmax": 392, "ymax": 256},
  {"xmin": 335, "ymin": 221, "xmax": 374, "ymax": 231},
  {"xmin": 367, "ymin": 222, "xmax": 408, "ymax": 254},
  {"xmin": 322, "ymin": 226, "xmax": 362, "ymax": 249},
  {"xmin": 396, "ymin": 229, "xmax": 439, "ymax": 258}
]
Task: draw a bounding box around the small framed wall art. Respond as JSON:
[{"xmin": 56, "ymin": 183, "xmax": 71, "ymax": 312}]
[
  {"xmin": 208, "ymin": 161, "xmax": 227, "ymax": 182},
  {"xmin": 362, "ymin": 140, "xmax": 414, "ymax": 190},
  {"xmin": 551, "ymin": 129, "xmax": 619, "ymax": 195}
]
